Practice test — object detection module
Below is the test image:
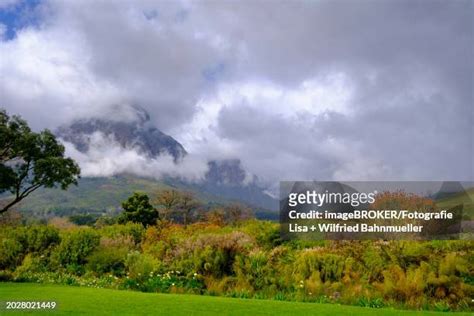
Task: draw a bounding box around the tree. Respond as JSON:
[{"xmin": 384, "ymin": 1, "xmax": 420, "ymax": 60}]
[
  {"xmin": 154, "ymin": 189, "xmax": 180, "ymax": 221},
  {"xmin": 225, "ymin": 203, "xmax": 253, "ymax": 225},
  {"xmin": 177, "ymin": 192, "xmax": 201, "ymax": 227},
  {"xmin": 0, "ymin": 109, "xmax": 81, "ymax": 214},
  {"xmin": 118, "ymin": 192, "xmax": 159, "ymax": 227},
  {"xmin": 206, "ymin": 208, "xmax": 226, "ymax": 226},
  {"xmin": 154, "ymin": 190, "xmax": 202, "ymax": 225}
]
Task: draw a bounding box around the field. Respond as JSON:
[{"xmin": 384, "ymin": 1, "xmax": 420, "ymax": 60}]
[{"xmin": 0, "ymin": 283, "xmax": 471, "ymax": 315}]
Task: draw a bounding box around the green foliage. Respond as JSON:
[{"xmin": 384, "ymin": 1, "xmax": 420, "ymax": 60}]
[
  {"xmin": 125, "ymin": 251, "xmax": 159, "ymax": 281},
  {"xmin": 240, "ymin": 220, "xmax": 281, "ymax": 249},
  {"xmin": 0, "ymin": 236, "xmax": 24, "ymax": 269},
  {"xmin": 87, "ymin": 247, "xmax": 127, "ymax": 276},
  {"xmin": 118, "ymin": 192, "xmax": 159, "ymax": 227},
  {"xmin": 15, "ymin": 254, "xmax": 47, "ymax": 275},
  {"xmin": 0, "ymin": 109, "xmax": 80, "ymax": 214},
  {"xmin": 25, "ymin": 225, "xmax": 61, "ymax": 253},
  {"xmin": 69, "ymin": 214, "xmax": 98, "ymax": 226},
  {"xmin": 0, "ymin": 225, "xmax": 59, "ymax": 270},
  {"xmin": 98, "ymin": 222, "xmax": 145, "ymax": 245},
  {"xmin": 1, "ymin": 221, "xmax": 473, "ymax": 312},
  {"xmin": 234, "ymin": 250, "xmax": 273, "ymax": 291},
  {"xmin": 52, "ymin": 228, "xmax": 100, "ymax": 272},
  {"xmin": 295, "ymin": 250, "xmax": 345, "ymax": 282},
  {"xmin": 171, "ymin": 232, "xmax": 254, "ymax": 278}
]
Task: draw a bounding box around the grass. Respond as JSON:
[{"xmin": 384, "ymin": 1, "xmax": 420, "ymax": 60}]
[{"xmin": 0, "ymin": 283, "xmax": 471, "ymax": 315}]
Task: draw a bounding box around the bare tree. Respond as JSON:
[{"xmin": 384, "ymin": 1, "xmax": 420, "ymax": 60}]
[
  {"xmin": 178, "ymin": 192, "xmax": 201, "ymax": 227},
  {"xmin": 154, "ymin": 190, "xmax": 180, "ymax": 221}
]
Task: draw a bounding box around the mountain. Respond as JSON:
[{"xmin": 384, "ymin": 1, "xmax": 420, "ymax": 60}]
[
  {"xmin": 48, "ymin": 105, "xmax": 278, "ymax": 216},
  {"xmin": 56, "ymin": 105, "xmax": 186, "ymax": 161},
  {"xmin": 7, "ymin": 176, "xmax": 278, "ymax": 220},
  {"xmin": 200, "ymin": 159, "xmax": 277, "ymax": 210}
]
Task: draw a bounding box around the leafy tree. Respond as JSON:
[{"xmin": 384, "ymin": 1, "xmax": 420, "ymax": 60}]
[
  {"xmin": 0, "ymin": 109, "xmax": 80, "ymax": 214},
  {"xmin": 118, "ymin": 192, "xmax": 159, "ymax": 227}
]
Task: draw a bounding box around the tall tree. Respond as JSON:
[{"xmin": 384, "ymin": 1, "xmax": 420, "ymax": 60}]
[
  {"xmin": 118, "ymin": 192, "xmax": 159, "ymax": 227},
  {"xmin": 0, "ymin": 109, "xmax": 80, "ymax": 214}
]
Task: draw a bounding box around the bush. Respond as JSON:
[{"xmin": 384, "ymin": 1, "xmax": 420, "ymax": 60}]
[
  {"xmin": 52, "ymin": 228, "xmax": 100, "ymax": 272},
  {"xmin": 87, "ymin": 247, "xmax": 128, "ymax": 276},
  {"xmin": 171, "ymin": 232, "xmax": 254, "ymax": 278},
  {"xmin": 99, "ymin": 223, "xmax": 144, "ymax": 245},
  {"xmin": 125, "ymin": 251, "xmax": 159, "ymax": 281},
  {"xmin": 234, "ymin": 250, "xmax": 273, "ymax": 291},
  {"xmin": 295, "ymin": 250, "xmax": 345, "ymax": 282},
  {"xmin": 14, "ymin": 254, "xmax": 49, "ymax": 277},
  {"xmin": 25, "ymin": 225, "xmax": 60, "ymax": 253},
  {"xmin": 0, "ymin": 236, "xmax": 24, "ymax": 269}
]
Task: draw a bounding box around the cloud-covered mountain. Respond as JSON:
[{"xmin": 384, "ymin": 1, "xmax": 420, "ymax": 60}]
[
  {"xmin": 56, "ymin": 105, "xmax": 187, "ymax": 162},
  {"xmin": 55, "ymin": 105, "xmax": 277, "ymax": 210}
]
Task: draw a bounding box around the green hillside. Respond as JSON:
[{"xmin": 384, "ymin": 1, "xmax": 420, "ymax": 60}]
[
  {"xmin": 0, "ymin": 176, "xmax": 277, "ymax": 220},
  {"xmin": 1, "ymin": 283, "xmax": 467, "ymax": 316},
  {"xmin": 435, "ymin": 187, "xmax": 474, "ymax": 220}
]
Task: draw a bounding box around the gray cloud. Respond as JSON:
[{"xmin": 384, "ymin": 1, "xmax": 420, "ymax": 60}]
[{"xmin": 0, "ymin": 0, "xmax": 472, "ymax": 186}]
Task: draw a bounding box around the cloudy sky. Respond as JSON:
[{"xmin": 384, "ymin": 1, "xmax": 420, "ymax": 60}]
[{"xmin": 0, "ymin": 0, "xmax": 472, "ymax": 187}]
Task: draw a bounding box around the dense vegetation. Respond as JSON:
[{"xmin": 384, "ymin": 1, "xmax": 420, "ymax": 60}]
[{"xmin": 1, "ymin": 216, "xmax": 472, "ymax": 312}]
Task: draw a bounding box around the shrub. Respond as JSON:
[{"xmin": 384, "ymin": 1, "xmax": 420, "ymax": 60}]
[
  {"xmin": 0, "ymin": 236, "xmax": 24, "ymax": 269},
  {"xmin": 52, "ymin": 228, "xmax": 100, "ymax": 272},
  {"xmin": 15, "ymin": 254, "xmax": 48, "ymax": 276},
  {"xmin": 295, "ymin": 250, "xmax": 345, "ymax": 282},
  {"xmin": 25, "ymin": 225, "xmax": 60, "ymax": 253},
  {"xmin": 99, "ymin": 223, "xmax": 145, "ymax": 246},
  {"xmin": 361, "ymin": 244, "xmax": 386, "ymax": 282},
  {"xmin": 171, "ymin": 232, "xmax": 254, "ymax": 277},
  {"xmin": 125, "ymin": 251, "xmax": 159, "ymax": 281},
  {"xmin": 234, "ymin": 250, "xmax": 273, "ymax": 291},
  {"xmin": 240, "ymin": 220, "xmax": 281, "ymax": 249},
  {"xmin": 86, "ymin": 247, "xmax": 128, "ymax": 276}
]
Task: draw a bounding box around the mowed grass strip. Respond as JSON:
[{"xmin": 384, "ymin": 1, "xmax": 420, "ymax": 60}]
[{"xmin": 0, "ymin": 283, "xmax": 470, "ymax": 316}]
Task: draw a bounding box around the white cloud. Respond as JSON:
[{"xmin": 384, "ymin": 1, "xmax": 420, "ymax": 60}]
[
  {"xmin": 62, "ymin": 132, "xmax": 209, "ymax": 182},
  {"xmin": 1, "ymin": 0, "xmax": 472, "ymax": 186}
]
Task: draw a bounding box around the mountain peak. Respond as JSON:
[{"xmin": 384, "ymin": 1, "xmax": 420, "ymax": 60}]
[{"xmin": 56, "ymin": 105, "xmax": 186, "ymax": 161}]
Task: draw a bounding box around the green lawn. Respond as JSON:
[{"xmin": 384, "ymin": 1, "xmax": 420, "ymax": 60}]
[{"xmin": 0, "ymin": 283, "xmax": 470, "ymax": 315}]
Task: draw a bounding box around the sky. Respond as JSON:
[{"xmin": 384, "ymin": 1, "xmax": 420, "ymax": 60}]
[{"xmin": 0, "ymin": 0, "xmax": 473, "ymax": 189}]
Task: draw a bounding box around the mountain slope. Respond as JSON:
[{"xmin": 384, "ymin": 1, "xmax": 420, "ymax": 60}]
[
  {"xmin": 4, "ymin": 175, "xmax": 278, "ymax": 220},
  {"xmin": 52, "ymin": 105, "xmax": 278, "ymax": 213}
]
